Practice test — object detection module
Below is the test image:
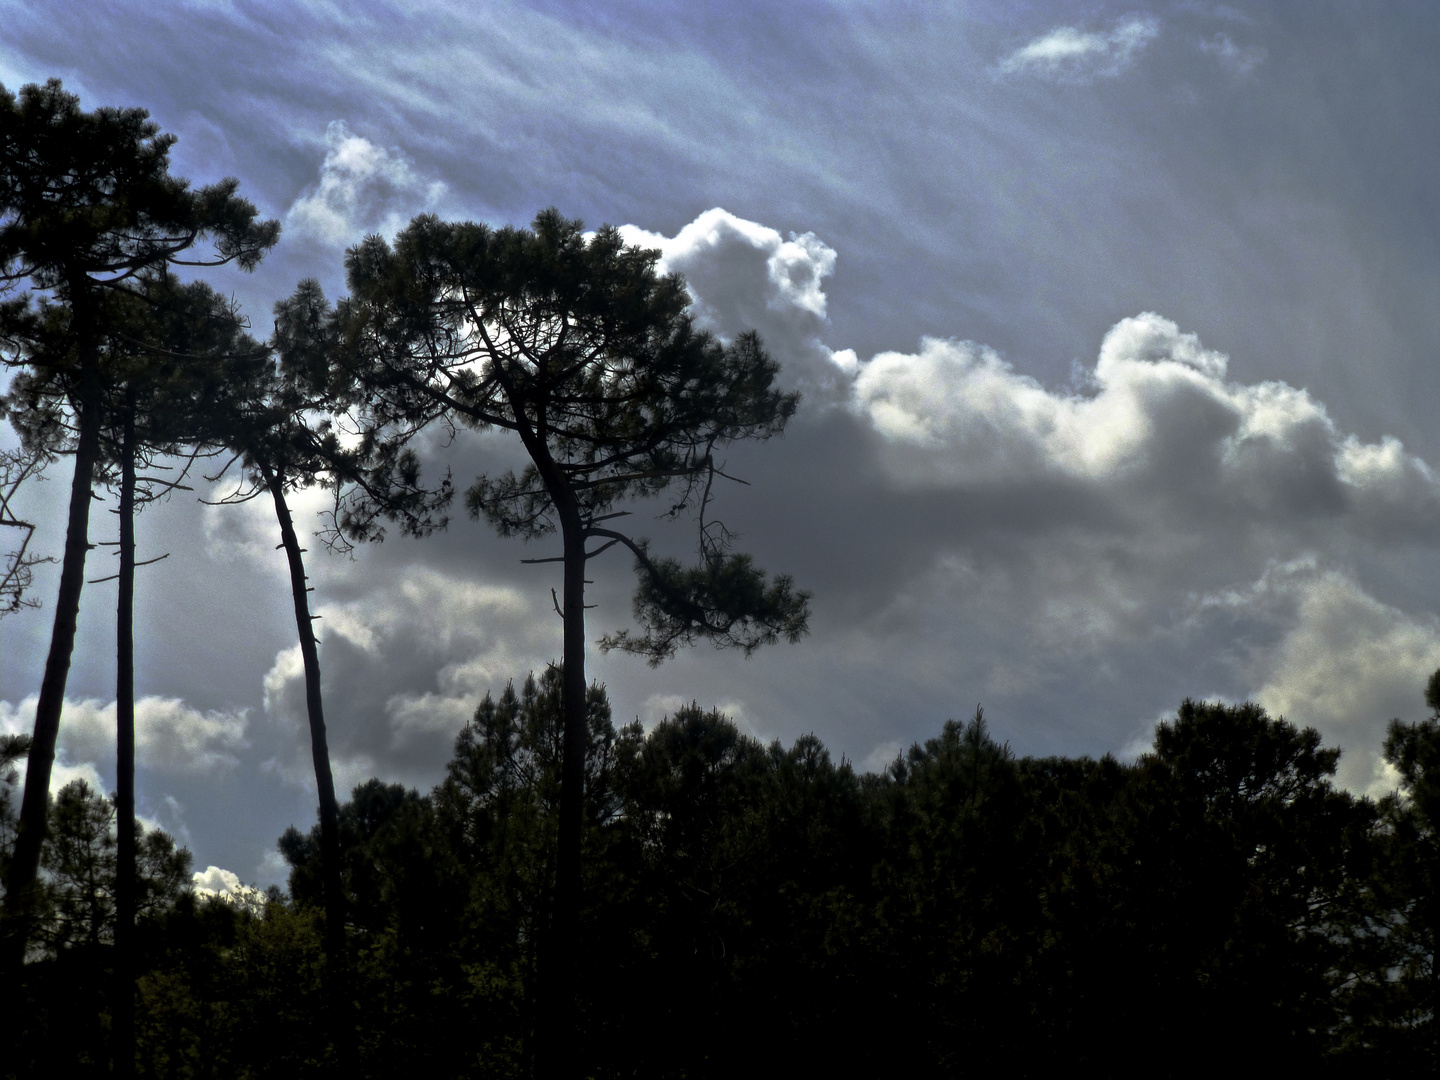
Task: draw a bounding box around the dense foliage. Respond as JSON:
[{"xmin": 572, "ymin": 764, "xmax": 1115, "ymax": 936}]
[{"xmin": 4, "ymin": 680, "xmax": 1437, "ymax": 1077}]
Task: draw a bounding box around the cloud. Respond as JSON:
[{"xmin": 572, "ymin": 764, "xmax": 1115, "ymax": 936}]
[
  {"xmin": 811, "ymin": 311, "xmax": 1440, "ymax": 673},
  {"xmin": 1200, "ymin": 34, "xmax": 1266, "ymax": 77},
  {"xmin": 1, "ymin": 705, "xmax": 105, "ymax": 796},
  {"xmin": 44, "ymin": 759, "xmax": 106, "ymax": 797},
  {"xmin": 625, "ymin": 207, "xmax": 1440, "ymax": 786},
  {"xmin": 862, "ymin": 739, "xmax": 904, "ymax": 774},
  {"xmin": 624, "ymin": 214, "xmax": 1422, "ymax": 547},
  {"xmin": 637, "ymin": 691, "xmax": 767, "ymax": 742},
  {"xmin": 1000, "ymin": 17, "xmax": 1160, "ymax": 81},
  {"xmin": 256, "ymin": 847, "xmax": 290, "ymax": 888},
  {"xmin": 638, "ymin": 692, "xmax": 689, "ymax": 731},
  {"xmin": 850, "ymin": 312, "xmax": 1440, "ymax": 536},
  {"xmin": 192, "ymin": 864, "xmax": 244, "ymax": 895},
  {"xmin": 0, "ymin": 695, "xmax": 248, "ymax": 776},
  {"xmin": 260, "ymin": 566, "xmax": 555, "ymax": 792},
  {"xmin": 619, "ymin": 209, "xmax": 849, "ymax": 397},
  {"xmin": 144, "ymin": 794, "xmax": 194, "ymax": 849},
  {"xmin": 284, "ymin": 120, "xmax": 448, "ymax": 248},
  {"xmin": 617, "ymin": 217, "xmax": 1440, "ymax": 678},
  {"xmin": 200, "ymin": 477, "xmax": 299, "ymax": 571},
  {"xmin": 192, "ymin": 865, "xmax": 267, "ymax": 913},
  {"xmin": 1109, "ymin": 560, "xmax": 1438, "ymax": 798},
  {"xmin": 1248, "ymin": 569, "xmax": 1440, "ymax": 796}
]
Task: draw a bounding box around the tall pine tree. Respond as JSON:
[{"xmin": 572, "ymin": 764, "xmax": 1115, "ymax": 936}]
[{"xmin": 0, "ymin": 78, "xmax": 277, "ymax": 973}]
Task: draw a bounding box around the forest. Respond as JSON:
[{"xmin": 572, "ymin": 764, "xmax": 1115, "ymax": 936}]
[
  {"xmin": 2, "ymin": 78, "xmax": 1439, "ymax": 1078},
  {"xmin": 5, "ymin": 681, "xmax": 1440, "ymax": 1076}
]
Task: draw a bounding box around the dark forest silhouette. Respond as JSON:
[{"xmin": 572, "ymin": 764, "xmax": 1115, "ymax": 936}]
[
  {"xmin": 4, "ymin": 78, "xmax": 1440, "ymax": 1077},
  {"xmin": 3, "ymin": 682, "xmax": 1440, "ymax": 1075}
]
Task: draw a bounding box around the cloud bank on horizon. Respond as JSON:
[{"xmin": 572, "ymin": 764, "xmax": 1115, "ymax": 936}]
[{"xmin": 619, "ymin": 207, "xmax": 1440, "ymax": 795}]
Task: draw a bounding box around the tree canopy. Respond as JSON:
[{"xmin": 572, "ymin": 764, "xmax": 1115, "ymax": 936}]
[{"xmin": 8, "ymin": 688, "xmax": 1431, "ymax": 1077}]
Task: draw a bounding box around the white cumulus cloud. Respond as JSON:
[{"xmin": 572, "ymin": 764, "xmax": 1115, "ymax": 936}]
[
  {"xmin": 616, "ymin": 213, "xmax": 1440, "ymax": 680},
  {"xmin": 1248, "ymin": 569, "xmax": 1440, "ymax": 796},
  {"xmin": 620, "ymin": 208, "xmax": 847, "ymax": 395},
  {"xmin": 201, "ymin": 477, "xmax": 336, "ymax": 576},
  {"xmin": 285, "ymin": 120, "xmax": 448, "ymax": 247},
  {"xmin": 0, "ymin": 695, "xmax": 248, "ymax": 776},
  {"xmin": 851, "ymin": 312, "xmax": 1440, "ymax": 541},
  {"xmin": 828, "ymin": 311, "xmax": 1440, "ymax": 664},
  {"xmin": 43, "ymin": 759, "xmax": 106, "ymax": 797},
  {"xmin": 192, "ymin": 865, "xmax": 267, "ymax": 913}
]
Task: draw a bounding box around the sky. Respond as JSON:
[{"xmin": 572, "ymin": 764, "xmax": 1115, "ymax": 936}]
[{"xmin": 3, "ymin": 1, "xmax": 1440, "ymax": 890}]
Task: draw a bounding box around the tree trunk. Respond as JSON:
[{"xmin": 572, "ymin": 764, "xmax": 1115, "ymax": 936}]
[
  {"xmin": 113, "ymin": 395, "xmax": 137, "ymax": 1080},
  {"xmin": 0, "ymin": 334, "xmax": 102, "ymax": 974},
  {"xmin": 263, "ymin": 464, "xmax": 350, "ymax": 1060},
  {"xmin": 536, "ymin": 502, "xmax": 588, "ymax": 1080},
  {"xmin": 1429, "ymin": 883, "xmax": 1439, "ymax": 1071}
]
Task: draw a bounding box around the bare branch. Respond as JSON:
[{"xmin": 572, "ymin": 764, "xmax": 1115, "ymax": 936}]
[
  {"xmin": 0, "ymin": 445, "xmax": 55, "ymax": 616},
  {"xmin": 87, "ymin": 552, "xmax": 168, "ymax": 583}
]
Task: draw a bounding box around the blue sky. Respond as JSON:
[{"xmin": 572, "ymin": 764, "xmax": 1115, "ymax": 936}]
[{"xmin": 4, "ymin": 1, "xmax": 1440, "ymax": 888}]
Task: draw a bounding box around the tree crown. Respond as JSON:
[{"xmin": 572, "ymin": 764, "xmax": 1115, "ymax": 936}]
[
  {"xmin": 1, "ymin": 79, "xmax": 278, "ymax": 295},
  {"xmin": 334, "ymin": 209, "xmax": 809, "ymax": 660},
  {"xmin": 339, "ymin": 209, "xmax": 796, "ymax": 536}
]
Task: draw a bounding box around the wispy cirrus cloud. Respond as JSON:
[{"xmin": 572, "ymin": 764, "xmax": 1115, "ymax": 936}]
[
  {"xmin": 1000, "ymin": 16, "xmax": 1160, "ymax": 81},
  {"xmin": 1200, "ymin": 33, "xmax": 1266, "ymax": 77}
]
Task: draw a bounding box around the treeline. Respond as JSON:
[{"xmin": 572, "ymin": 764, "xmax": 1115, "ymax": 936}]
[{"xmin": 4, "ymin": 675, "xmax": 1439, "ymax": 1077}]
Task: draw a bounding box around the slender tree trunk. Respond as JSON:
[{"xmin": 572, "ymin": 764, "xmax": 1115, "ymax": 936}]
[
  {"xmin": 113, "ymin": 396, "xmax": 137, "ymax": 1080},
  {"xmin": 262, "ymin": 463, "xmax": 349, "ymax": 1060},
  {"xmin": 1430, "ymin": 889, "xmax": 1439, "ymax": 1071},
  {"xmin": 536, "ymin": 502, "xmax": 588, "ymax": 1080},
  {"xmin": 0, "ymin": 332, "xmax": 102, "ymax": 975}
]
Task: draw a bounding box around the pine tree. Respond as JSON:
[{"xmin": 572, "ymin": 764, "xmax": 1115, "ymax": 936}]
[
  {"xmin": 335, "ymin": 209, "xmax": 809, "ymax": 1073},
  {"xmin": 0, "ymin": 78, "xmax": 276, "ymax": 977}
]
